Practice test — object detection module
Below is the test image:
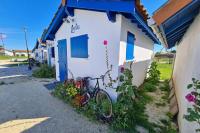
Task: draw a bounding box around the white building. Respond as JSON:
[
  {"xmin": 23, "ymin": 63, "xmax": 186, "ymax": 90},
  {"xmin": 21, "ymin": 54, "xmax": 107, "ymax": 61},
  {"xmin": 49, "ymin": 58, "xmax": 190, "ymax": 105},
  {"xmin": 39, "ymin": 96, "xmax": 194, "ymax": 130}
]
[
  {"xmin": 13, "ymin": 50, "xmax": 31, "ymax": 57},
  {"xmin": 32, "ymin": 39, "xmax": 47, "ymax": 63},
  {"xmin": 4, "ymin": 49, "xmax": 14, "ymax": 56},
  {"xmin": 42, "ymin": 0, "xmax": 160, "ymax": 98},
  {"xmin": 153, "ymin": 0, "xmax": 200, "ymax": 132},
  {"xmin": 46, "ymin": 40, "xmax": 56, "ymax": 67}
]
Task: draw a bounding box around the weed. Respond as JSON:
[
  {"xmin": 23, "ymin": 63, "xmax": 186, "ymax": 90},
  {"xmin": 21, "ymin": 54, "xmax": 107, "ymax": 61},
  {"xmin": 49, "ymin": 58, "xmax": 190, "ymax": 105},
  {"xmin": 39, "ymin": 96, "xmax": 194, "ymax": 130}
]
[
  {"xmin": 155, "ymin": 102, "xmax": 166, "ymax": 107},
  {"xmin": 143, "ymin": 82, "xmax": 157, "ymax": 92},
  {"xmin": 32, "ymin": 64, "xmax": 55, "ymax": 78}
]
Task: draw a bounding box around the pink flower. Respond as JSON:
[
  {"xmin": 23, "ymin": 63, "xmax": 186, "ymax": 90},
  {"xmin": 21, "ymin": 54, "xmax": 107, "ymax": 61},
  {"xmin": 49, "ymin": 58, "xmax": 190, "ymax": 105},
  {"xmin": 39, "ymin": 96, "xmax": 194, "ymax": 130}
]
[
  {"xmin": 120, "ymin": 67, "xmax": 125, "ymax": 73},
  {"xmin": 185, "ymin": 93, "xmax": 196, "ymax": 103},
  {"xmin": 103, "ymin": 40, "xmax": 108, "ymax": 45}
]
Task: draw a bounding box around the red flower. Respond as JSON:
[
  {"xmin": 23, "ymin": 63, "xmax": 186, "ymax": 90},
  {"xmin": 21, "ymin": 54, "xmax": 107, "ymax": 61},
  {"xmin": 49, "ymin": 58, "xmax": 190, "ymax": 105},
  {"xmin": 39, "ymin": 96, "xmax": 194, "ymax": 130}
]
[
  {"xmin": 185, "ymin": 93, "xmax": 196, "ymax": 103},
  {"xmin": 75, "ymin": 81, "xmax": 81, "ymax": 89}
]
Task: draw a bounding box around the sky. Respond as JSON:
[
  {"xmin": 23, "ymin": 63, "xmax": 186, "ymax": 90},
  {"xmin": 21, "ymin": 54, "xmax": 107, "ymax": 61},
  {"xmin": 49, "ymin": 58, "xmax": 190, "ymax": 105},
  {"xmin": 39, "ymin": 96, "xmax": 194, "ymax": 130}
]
[{"xmin": 0, "ymin": 0, "xmax": 167, "ymax": 51}]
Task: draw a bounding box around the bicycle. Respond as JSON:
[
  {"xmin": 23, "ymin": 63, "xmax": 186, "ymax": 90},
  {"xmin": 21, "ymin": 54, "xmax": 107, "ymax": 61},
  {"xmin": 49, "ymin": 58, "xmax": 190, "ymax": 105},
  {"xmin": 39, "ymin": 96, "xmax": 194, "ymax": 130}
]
[{"xmin": 81, "ymin": 69, "xmax": 113, "ymax": 121}]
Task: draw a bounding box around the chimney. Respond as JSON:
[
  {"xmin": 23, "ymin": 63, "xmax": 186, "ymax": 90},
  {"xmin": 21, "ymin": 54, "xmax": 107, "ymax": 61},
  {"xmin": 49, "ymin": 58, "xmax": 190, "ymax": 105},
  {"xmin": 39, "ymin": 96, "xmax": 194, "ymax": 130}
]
[{"xmin": 62, "ymin": 0, "xmax": 66, "ymax": 6}]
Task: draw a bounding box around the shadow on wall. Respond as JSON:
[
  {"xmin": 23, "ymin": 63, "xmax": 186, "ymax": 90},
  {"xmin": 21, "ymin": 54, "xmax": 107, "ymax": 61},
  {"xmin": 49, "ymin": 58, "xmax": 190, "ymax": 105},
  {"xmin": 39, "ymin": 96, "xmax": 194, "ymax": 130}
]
[{"xmin": 124, "ymin": 59, "xmax": 151, "ymax": 87}]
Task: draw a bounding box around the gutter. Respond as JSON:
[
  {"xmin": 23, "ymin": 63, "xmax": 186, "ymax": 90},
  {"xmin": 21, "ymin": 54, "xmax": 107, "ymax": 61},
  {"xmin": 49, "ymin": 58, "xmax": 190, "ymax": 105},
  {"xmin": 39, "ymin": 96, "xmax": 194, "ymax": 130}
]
[{"xmin": 149, "ymin": 21, "xmax": 168, "ymax": 48}]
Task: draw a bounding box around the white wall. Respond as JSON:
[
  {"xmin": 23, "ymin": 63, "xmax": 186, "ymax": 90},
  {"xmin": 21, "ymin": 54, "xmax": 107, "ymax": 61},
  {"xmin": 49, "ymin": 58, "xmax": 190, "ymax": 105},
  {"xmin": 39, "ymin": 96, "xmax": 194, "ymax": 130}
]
[
  {"xmin": 54, "ymin": 9, "xmax": 154, "ymax": 92},
  {"xmin": 5, "ymin": 50, "xmax": 13, "ymax": 56},
  {"xmin": 15, "ymin": 52, "xmax": 28, "ymax": 57},
  {"xmin": 34, "ymin": 47, "xmax": 47, "ymax": 63},
  {"xmin": 173, "ymin": 13, "xmax": 200, "ymax": 133},
  {"xmin": 55, "ymin": 9, "xmax": 121, "ymax": 83},
  {"xmin": 119, "ymin": 16, "xmax": 154, "ymax": 86}
]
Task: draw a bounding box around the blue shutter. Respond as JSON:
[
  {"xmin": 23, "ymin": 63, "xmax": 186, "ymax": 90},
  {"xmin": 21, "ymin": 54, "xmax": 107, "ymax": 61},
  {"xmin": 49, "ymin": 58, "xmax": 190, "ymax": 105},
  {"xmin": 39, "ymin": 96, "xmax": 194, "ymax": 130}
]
[
  {"xmin": 71, "ymin": 34, "xmax": 89, "ymax": 58},
  {"xmin": 51, "ymin": 47, "xmax": 55, "ymax": 58},
  {"xmin": 126, "ymin": 32, "xmax": 135, "ymax": 61}
]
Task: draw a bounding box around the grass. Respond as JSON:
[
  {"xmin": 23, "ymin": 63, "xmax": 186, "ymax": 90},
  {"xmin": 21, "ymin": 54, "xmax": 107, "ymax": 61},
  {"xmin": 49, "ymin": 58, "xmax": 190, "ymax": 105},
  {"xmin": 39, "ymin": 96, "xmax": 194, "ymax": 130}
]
[
  {"xmin": 157, "ymin": 63, "xmax": 173, "ymax": 80},
  {"xmin": 154, "ymin": 58, "xmax": 173, "ymax": 64},
  {"xmin": 0, "ymin": 55, "xmax": 27, "ymax": 60}
]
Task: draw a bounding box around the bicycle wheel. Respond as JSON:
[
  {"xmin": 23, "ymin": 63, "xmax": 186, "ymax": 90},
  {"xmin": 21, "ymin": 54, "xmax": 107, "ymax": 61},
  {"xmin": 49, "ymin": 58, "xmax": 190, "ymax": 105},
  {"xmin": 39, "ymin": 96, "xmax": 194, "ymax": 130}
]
[
  {"xmin": 95, "ymin": 90, "xmax": 113, "ymax": 120},
  {"xmin": 81, "ymin": 92, "xmax": 91, "ymax": 106}
]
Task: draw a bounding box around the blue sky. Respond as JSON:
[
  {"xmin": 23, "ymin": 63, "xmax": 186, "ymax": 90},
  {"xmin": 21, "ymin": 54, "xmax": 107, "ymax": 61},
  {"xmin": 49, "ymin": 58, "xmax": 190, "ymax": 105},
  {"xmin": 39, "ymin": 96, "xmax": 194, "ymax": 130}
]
[{"xmin": 0, "ymin": 0, "xmax": 167, "ymax": 51}]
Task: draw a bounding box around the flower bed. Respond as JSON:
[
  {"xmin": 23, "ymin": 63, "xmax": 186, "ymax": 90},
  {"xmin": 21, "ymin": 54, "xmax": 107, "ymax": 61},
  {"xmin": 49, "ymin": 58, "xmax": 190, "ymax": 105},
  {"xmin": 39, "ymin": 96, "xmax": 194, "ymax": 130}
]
[{"xmin": 52, "ymin": 63, "xmax": 177, "ymax": 132}]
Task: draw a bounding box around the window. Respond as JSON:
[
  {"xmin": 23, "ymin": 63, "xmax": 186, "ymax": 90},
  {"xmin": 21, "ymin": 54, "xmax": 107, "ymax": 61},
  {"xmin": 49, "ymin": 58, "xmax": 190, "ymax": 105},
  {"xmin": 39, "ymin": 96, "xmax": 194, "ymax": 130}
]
[
  {"xmin": 51, "ymin": 47, "xmax": 55, "ymax": 58},
  {"xmin": 71, "ymin": 34, "xmax": 88, "ymax": 58},
  {"xmin": 126, "ymin": 32, "xmax": 135, "ymax": 61}
]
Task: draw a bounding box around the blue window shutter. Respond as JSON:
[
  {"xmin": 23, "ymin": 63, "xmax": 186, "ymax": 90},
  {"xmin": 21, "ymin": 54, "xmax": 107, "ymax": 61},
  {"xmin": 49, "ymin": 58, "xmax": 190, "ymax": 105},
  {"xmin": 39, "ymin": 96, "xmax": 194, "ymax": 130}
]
[
  {"xmin": 71, "ymin": 34, "xmax": 89, "ymax": 58},
  {"xmin": 126, "ymin": 32, "xmax": 135, "ymax": 61},
  {"xmin": 51, "ymin": 47, "xmax": 55, "ymax": 58}
]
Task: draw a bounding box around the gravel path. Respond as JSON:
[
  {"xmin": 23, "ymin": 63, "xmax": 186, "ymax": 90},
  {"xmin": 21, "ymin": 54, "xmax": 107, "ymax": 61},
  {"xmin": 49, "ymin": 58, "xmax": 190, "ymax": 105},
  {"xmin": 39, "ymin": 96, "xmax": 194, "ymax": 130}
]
[{"xmin": 0, "ymin": 77, "xmax": 108, "ymax": 133}]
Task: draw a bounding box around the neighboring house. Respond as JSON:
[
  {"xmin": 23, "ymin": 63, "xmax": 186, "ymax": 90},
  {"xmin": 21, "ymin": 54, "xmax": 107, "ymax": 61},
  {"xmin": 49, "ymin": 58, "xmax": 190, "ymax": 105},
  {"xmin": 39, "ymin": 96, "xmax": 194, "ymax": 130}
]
[
  {"xmin": 46, "ymin": 40, "xmax": 56, "ymax": 67},
  {"xmin": 153, "ymin": 0, "xmax": 200, "ymax": 132},
  {"xmin": 41, "ymin": 0, "xmax": 160, "ymax": 98},
  {"xmin": 4, "ymin": 49, "xmax": 14, "ymax": 56},
  {"xmin": 13, "ymin": 50, "xmax": 31, "ymax": 57},
  {"xmin": 32, "ymin": 39, "xmax": 47, "ymax": 63},
  {"xmin": 0, "ymin": 45, "xmax": 5, "ymax": 55}
]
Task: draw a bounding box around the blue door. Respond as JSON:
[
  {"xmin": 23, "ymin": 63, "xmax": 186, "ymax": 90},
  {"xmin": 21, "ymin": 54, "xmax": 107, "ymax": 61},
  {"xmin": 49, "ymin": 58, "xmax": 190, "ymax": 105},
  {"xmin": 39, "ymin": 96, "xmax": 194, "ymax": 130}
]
[{"xmin": 58, "ymin": 39, "xmax": 68, "ymax": 82}]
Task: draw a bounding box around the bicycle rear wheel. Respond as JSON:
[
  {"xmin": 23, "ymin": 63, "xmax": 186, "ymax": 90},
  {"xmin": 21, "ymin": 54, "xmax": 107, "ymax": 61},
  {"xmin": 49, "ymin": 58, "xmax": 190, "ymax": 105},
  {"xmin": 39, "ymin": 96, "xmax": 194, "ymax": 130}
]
[
  {"xmin": 81, "ymin": 92, "xmax": 91, "ymax": 106},
  {"xmin": 95, "ymin": 90, "xmax": 113, "ymax": 121}
]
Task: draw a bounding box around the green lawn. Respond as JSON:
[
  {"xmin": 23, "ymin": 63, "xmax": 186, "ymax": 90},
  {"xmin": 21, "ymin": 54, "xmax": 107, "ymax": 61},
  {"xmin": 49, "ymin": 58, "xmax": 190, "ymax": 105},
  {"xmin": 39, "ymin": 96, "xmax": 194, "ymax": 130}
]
[
  {"xmin": 157, "ymin": 63, "xmax": 173, "ymax": 80},
  {"xmin": 0, "ymin": 55, "xmax": 27, "ymax": 60}
]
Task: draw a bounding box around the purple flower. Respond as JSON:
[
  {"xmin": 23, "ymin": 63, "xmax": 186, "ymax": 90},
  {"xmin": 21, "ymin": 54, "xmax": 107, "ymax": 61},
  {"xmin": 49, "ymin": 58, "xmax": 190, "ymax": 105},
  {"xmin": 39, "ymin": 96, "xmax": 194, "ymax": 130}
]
[{"xmin": 185, "ymin": 93, "xmax": 196, "ymax": 103}]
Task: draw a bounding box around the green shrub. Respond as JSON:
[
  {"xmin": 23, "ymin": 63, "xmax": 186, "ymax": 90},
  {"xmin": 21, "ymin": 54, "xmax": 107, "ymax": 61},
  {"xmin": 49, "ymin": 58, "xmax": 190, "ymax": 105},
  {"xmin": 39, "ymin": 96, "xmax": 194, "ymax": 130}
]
[
  {"xmin": 112, "ymin": 69, "xmax": 155, "ymax": 132},
  {"xmin": 146, "ymin": 62, "xmax": 161, "ymax": 84},
  {"xmin": 160, "ymin": 80, "xmax": 170, "ymax": 92},
  {"xmin": 32, "ymin": 64, "xmax": 55, "ymax": 78},
  {"xmin": 143, "ymin": 82, "xmax": 157, "ymax": 92}
]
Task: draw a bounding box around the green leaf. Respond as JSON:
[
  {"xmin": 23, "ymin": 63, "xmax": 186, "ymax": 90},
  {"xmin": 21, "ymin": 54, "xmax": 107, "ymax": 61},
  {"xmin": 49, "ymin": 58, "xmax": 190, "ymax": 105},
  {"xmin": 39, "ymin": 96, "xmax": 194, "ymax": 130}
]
[
  {"xmin": 187, "ymin": 84, "xmax": 193, "ymax": 89},
  {"xmin": 192, "ymin": 78, "xmax": 196, "ymax": 82}
]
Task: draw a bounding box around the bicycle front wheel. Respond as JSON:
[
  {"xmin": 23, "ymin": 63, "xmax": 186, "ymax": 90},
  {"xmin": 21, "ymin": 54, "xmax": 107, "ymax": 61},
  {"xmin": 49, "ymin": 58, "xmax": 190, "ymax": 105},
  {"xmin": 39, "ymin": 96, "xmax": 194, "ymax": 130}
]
[{"xmin": 95, "ymin": 90, "xmax": 113, "ymax": 120}]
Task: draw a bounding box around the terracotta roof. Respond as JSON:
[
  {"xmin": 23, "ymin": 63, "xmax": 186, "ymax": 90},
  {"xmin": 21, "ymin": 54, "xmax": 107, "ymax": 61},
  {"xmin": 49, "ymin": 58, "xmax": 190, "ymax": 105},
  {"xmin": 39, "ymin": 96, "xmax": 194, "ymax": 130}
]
[
  {"xmin": 135, "ymin": 0, "xmax": 149, "ymax": 22},
  {"xmin": 153, "ymin": 0, "xmax": 193, "ymax": 25}
]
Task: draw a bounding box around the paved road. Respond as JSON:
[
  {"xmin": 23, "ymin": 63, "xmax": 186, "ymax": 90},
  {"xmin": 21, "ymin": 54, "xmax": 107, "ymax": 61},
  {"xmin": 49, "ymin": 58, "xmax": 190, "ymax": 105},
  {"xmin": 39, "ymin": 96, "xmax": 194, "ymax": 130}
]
[
  {"xmin": 0, "ymin": 69, "xmax": 108, "ymax": 133},
  {"xmin": 0, "ymin": 65, "xmax": 33, "ymax": 79}
]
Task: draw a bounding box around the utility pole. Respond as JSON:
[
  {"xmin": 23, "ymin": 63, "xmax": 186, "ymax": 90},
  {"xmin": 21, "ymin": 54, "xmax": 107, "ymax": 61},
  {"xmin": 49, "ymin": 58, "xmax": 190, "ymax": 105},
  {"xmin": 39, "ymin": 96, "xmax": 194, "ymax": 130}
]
[
  {"xmin": 0, "ymin": 33, "xmax": 6, "ymax": 55},
  {"xmin": 23, "ymin": 27, "xmax": 31, "ymax": 70}
]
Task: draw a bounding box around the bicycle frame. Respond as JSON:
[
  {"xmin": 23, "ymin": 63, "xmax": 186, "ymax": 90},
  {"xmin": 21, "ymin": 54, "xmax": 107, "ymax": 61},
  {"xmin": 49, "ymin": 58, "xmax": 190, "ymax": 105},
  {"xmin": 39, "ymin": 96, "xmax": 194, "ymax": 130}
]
[{"xmin": 85, "ymin": 77, "xmax": 101, "ymax": 98}]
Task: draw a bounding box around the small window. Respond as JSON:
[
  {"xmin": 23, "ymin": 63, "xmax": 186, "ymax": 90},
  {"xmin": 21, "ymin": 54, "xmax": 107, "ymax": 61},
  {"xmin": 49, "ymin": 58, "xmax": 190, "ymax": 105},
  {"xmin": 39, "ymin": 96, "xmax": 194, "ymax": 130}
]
[
  {"xmin": 126, "ymin": 32, "xmax": 135, "ymax": 61},
  {"xmin": 51, "ymin": 47, "xmax": 55, "ymax": 58},
  {"xmin": 71, "ymin": 34, "xmax": 88, "ymax": 58}
]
